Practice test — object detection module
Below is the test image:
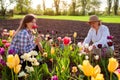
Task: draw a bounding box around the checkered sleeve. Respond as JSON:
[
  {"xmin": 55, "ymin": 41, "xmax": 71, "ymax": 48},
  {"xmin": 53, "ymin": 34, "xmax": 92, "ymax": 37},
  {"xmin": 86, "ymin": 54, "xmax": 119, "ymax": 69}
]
[{"xmin": 18, "ymin": 31, "xmax": 36, "ymax": 53}]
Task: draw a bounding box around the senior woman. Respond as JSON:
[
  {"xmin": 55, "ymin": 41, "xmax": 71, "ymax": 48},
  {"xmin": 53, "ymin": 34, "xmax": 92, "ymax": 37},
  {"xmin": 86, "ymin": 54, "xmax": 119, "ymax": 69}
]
[{"xmin": 83, "ymin": 15, "xmax": 114, "ymax": 50}]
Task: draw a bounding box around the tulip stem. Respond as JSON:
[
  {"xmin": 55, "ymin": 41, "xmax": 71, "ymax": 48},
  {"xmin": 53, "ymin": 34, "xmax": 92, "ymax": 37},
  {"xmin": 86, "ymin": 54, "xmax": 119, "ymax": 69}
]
[
  {"xmin": 11, "ymin": 69, "xmax": 14, "ymax": 80},
  {"xmin": 110, "ymin": 72, "xmax": 112, "ymax": 80},
  {"xmin": 87, "ymin": 77, "xmax": 90, "ymax": 80}
]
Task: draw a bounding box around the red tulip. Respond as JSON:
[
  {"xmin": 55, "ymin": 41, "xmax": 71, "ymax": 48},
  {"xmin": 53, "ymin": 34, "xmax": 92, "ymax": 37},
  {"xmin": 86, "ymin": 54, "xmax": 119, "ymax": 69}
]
[
  {"xmin": 62, "ymin": 37, "xmax": 71, "ymax": 46},
  {"xmin": 2, "ymin": 40, "xmax": 7, "ymax": 44},
  {"xmin": 32, "ymin": 25, "xmax": 38, "ymax": 29},
  {"xmin": 107, "ymin": 41, "xmax": 113, "ymax": 46}
]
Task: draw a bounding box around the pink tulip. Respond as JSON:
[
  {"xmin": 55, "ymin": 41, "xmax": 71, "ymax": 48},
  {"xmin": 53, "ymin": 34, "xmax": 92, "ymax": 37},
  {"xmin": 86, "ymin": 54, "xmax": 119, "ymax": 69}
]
[
  {"xmin": 57, "ymin": 37, "xmax": 62, "ymax": 41},
  {"xmin": 4, "ymin": 43, "xmax": 11, "ymax": 48},
  {"xmin": 51, "ymin": 75, "xmax": 58, "ymax": 80}
]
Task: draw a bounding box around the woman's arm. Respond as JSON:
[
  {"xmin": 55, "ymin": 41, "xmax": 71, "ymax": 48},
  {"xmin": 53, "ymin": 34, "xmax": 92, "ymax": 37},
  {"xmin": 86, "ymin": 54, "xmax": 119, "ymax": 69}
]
[{"xmin": 83, "ymin": 28, "xmax": 92, "ymax": 45}]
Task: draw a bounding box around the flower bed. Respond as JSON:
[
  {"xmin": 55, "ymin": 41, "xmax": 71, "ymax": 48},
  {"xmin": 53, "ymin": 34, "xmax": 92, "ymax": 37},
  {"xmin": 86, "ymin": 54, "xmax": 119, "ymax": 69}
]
[{"xmin": 0, "ymin": 29, "xmax": 120, "ymax": 80}]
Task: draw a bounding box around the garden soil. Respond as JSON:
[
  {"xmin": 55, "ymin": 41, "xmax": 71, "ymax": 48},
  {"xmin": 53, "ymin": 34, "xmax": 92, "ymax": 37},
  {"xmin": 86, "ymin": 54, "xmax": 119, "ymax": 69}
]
[{"xmin": 0, "ymin": 19, "xmax": 120, "ymax": 54}]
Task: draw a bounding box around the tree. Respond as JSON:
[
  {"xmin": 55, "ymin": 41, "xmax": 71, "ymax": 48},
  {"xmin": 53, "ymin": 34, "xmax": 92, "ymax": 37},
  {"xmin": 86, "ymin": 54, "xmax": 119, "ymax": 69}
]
[
  {"xmin": 60, "ymin": 0, "xmax": 68, "ymax": 15},
  {"xmin": 15, "ymin": 0, "xmax": 32, "ymax": 14},
  {"xmin": 113, "ymin": 0, "xmax": 119, "ymax": 15},
  {"xmin": 53, "ymin": 0, "xmax": 60, "ymax": 15},
  {"xmin": 77, "ymin": 0, "xmax": 89, "ymax": 16},
  {"xmin": 107, "ymin": 0, "xmax": 112, "ymax": 15},
  {"xmin": 42, "ymin": 0, "xmax": 46, "ymax": 13},
  {"xmin": 71, "ymin": 0, "xmax": 76, "ymax": 15},
  {"xmin": 90, "ymin": 0, "xmax": 101, "ymax": 14},
  {"xmin": 0, "ymin": 0, "xmax": 15, "ymax": 17}
]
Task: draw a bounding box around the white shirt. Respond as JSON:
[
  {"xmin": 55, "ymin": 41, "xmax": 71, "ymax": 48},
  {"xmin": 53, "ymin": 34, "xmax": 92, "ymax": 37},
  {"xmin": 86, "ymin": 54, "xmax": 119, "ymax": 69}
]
[{"xmin": 83, "ymin": 25, "xmax": 113, "ymax": 49}]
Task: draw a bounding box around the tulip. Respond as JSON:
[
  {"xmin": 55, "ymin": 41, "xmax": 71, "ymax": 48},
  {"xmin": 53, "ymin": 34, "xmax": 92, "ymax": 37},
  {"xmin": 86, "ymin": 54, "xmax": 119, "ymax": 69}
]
[
  {"xmin": 97, "ymin": 44, "xmax": 102, "ymax": 48},
  {"xmin": 4, "ymin": 42, "xmax": 11, "ymax": 48},
  {"xmin": 107, "ymin": 41, "xmax": 113, "ymax": 46},
  {"xmin": 57, "ymin": 37, "xmax": 62, "ymax": 41},
  {"xmin": 73, "ymin": 32, "xmax": 77, "ymax": 38},
  {"xmin": 6, "ymin": 55, "xmax": 15, "ymax": 69},
  {"xmin": 51, "ymin": 75, "xmax": 58, "ymax": 80},
  {"xmin": 14, "ymin": 64, "xmax": 21, "ymax": 74},
  {"xmin": 108, "ymin": 57, "xmax": 118, "ymax": 73},
  {"xmin": 0, "ymin": 59, "xmax": 6, "ymax": 66},
  {"xmin": 0, "ymin": 47, "xmax": 5, "ymax": 55},
  {"xmin": 9, "ymin": 30, "xmax": 15, "ymax": 37},
  {"xmin": 43, "ymin": 52, "xmax": 48, "ymax": 57},
  {"xmin": 2, "ymin": 39, "xmax": 7, "ymax": 44},
  {"xmin": 32, "ymin": 24, "xmax": 38, "ymax": 29},
  {"xmin": 72, "ymin": 66, "xmax": 78, "ymax": 73},
  {"xmin": 92, "ymin": 65, "xmax": 101, "ymax": 77},
  {"xmin": 91, "ymin": 74, "xmax": 104, "ymax": 80},
  {"xmin": 78, "ymin": 60, "xmax": 94, "ymax": 77},
  {"xmin": 108, "ymin": 57, "xmax": 119, "ymax": 80},
  {"xmin": 14, "ymin": 54, "xmax": 20, "ymax": 66},
  {"xmin": 114, "ymin": 69, "xmax": 120, "ymax": 80},
  {"xmin": 62, "ymin": 37, "xmax": 71, "ymax": 46},
  {"xmin": 51, "ymin": 47, "xmax": 55, "ymax": 54},
  {"xmin": 8, "ymin": 49, "xmax": 15, "ymax": 55},
  {"xmin": 107, "ymin": 36, "xmax": 114, "ymax": 40}
]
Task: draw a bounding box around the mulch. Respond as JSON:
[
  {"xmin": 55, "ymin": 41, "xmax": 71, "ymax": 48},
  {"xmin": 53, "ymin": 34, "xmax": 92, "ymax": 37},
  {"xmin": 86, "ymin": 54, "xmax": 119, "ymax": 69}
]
[{"xmin": 0, "ymin": 18, "xmax": 120, "ymax": 53}]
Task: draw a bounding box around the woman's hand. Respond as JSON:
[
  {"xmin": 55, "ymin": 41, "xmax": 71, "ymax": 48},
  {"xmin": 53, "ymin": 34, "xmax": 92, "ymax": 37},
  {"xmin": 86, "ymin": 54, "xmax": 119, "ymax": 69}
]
[{"xmin": 35, "ymin": 36, "xmax": 42, "ymax": 45}]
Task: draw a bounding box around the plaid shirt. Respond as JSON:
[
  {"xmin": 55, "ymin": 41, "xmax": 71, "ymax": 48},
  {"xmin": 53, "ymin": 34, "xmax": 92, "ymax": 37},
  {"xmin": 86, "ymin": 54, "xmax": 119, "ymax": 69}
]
[{"xmin": 10, "ymin": 29, "xmax": 36, "ymax": 54}]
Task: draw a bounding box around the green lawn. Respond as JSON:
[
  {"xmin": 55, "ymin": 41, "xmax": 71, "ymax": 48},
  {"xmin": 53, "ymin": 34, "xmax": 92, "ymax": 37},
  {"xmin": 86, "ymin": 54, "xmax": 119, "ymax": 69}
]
[{"xmin": 12, "ymin": 15, "xmax": 120, "ymax": 23}]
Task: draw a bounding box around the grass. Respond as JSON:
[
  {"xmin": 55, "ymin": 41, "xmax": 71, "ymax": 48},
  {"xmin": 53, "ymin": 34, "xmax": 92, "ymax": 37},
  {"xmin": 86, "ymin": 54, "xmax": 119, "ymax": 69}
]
[{"xmin": 6, "ymin": 15, "xmax": 120, "ymax": 23}]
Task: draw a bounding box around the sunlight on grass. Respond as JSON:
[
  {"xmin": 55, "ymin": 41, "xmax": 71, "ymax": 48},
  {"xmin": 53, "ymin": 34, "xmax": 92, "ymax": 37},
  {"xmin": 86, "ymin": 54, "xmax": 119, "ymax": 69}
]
[{"xmin": 12, "ymin": 15, "xmax": 120, "ymax": 23}]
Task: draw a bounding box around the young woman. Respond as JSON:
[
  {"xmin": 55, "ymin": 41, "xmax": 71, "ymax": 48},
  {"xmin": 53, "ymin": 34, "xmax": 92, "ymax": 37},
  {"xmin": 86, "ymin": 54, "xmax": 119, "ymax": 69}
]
[
  {"xmin": 9, "ymin": 14, "xmax": 43, "ymax": 55},
  {"xmin": 83, "ymin": 15, "xmax": 114, "ymax": 50}
]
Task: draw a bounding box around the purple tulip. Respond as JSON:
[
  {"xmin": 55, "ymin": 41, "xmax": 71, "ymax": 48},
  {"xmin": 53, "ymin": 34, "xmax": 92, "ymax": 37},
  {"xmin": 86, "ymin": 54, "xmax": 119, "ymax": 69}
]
[
  {"xmin": 0, "ymin": 59, "xmax": 6, "ymax": 66},
  {"xmin": 51, "ymin": 75, "xmax": 58, "ymax": 80},
  {"xmin": 97, "ymin": 44, "xmax": 102, "ymax": 48},
  {"xmin": 8, "ymin": 49, "xmax": 15, "ymax": 54},
  {"xmin": 0, "ymin": 47, "xmax": 5, "ymax": 55},
  {"xmin": 107, "ymin": 36, "xmax": 113, "ymax": 40}
]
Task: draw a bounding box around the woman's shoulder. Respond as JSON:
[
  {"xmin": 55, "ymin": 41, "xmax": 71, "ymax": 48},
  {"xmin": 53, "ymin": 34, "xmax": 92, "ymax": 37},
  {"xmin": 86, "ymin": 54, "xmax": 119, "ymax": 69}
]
[
  {"xmin": 19, "ymin": 29, "xmax": 29, "ymax": 35},
  {"xmin": 100, "ymin": 25, "xmax": 109, "ymax": 30}
]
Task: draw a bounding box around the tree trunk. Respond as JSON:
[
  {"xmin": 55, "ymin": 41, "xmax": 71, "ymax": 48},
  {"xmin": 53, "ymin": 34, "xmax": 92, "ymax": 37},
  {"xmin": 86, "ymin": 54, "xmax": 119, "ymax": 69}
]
[
  {"xmin": 81, "ymin": 0, "xmax": 87, "ymax": 16},
  {"xmin": 114, "ymin": 0, "xmax": 119, "ymax": 15},
  {"xmin": 107, "ymin": 0, "xmax": 112, "ymax": 15},
  {"xmin": 42, "ymin": 0, "xmax": 46, "ymax": 13},
  {"xmin": 72, "ymin": 1, "xmax": 76, "ymax": 15}
]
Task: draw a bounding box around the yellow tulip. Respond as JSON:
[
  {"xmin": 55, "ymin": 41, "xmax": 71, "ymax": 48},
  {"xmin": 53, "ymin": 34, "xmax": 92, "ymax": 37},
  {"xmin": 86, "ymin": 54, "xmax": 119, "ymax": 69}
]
[
  {"xmin": 6, "ymin": 55, "xmax": 15, "ymax": 69},
  {"xmin": 14, "ymin": 54, "xmax": 20, "ymax": 66},
  {"xmin": 51, "ymin": 47, "xmax": 55, "ymax": 54},
  {"xmin": 92, "ymin": 65, "xmax": 101, "ymax": 77},
  {"xmin": 114, "ymin": 69, "xmax": 120, "ymax": 80},
  {"xmin": 9, "ymin": 30, "xmax": 15, "ymax": 37},
  {"xmin": 70, "ymin": 45, "xmax": 73, "ymax": 51},
  {"xmin": 14, "ymin": 64, "xmax": 22, "ymax": 74},
  {"xmin": 73, "ymin": 32, "xmax": 77, "ymax": 38},
  {"xmin": 91, "ymin": 74, "xmax": 104, "ymax": 80},
  {"xmin": 108, "ymin": 57, "xmax": 118, "ymax": 73},
  {"xmin": 79, "ymin": 60, "xmax": 94, "ymax": 76}
]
